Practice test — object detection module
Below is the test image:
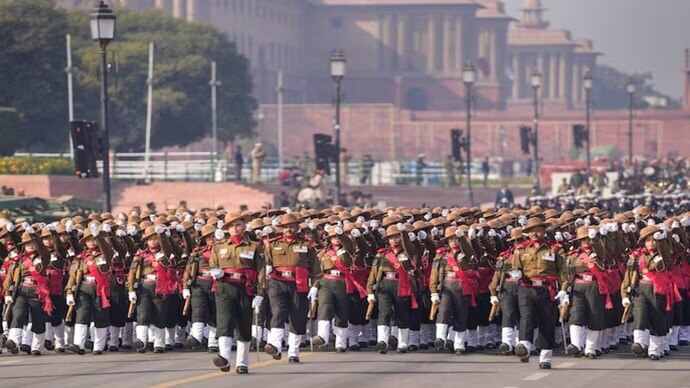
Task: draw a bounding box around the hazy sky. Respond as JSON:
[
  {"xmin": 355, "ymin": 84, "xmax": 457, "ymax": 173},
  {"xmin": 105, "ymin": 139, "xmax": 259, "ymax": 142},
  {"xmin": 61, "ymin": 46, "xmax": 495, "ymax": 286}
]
[{"xmin": 504, "ymin": 0, "xmax": 690, "ymax": 98}]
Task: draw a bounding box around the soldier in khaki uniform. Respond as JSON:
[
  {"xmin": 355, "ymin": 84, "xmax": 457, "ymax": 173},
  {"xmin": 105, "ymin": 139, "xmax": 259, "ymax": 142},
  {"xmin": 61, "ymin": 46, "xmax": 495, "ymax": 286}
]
[
  {"xmin": 366, "ymin": 224, "xmax": 419, "ymax": 354},
  {"xmin": 511, "ymin": 218, "xmax": 569, "ymax": 369},
  {"xmin": 126, "ymin": 225, "xmax": 175, "ymax": 353},
  {"xmin": 313, "ymin": 226, "xmax": 364, "ymax": 352},
  {"xmin": 65, "ymin": 224, "xmax": 117, "ymax": 355},
  {"xmin": 209, "ymin": 212, "xmax": 265, "ymax": 374},
  {"xmin": 489, "ymin": 227, "xmax": 525, "ymax": 354},
  {"xmin": 265, "ymin": 213, "xmax": 321, "ymax": 363},
  {"xmin": 621, "ymin": 225, "xmax": 675, "ymax": 360},
  {"xmin": 3, "ymin": 228, "xmax": 52, "ymax": 355},
  {"xmin": 429, "ymin": 226, "xmax": 476, "ymax": 354}
]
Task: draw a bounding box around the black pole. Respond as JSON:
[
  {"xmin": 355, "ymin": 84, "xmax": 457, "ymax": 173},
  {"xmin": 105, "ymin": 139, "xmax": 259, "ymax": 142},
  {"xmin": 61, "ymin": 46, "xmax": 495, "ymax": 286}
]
[
  {"xmin": 465, "ymin": 83, "xmax": 474, "ymax": 206},
  {"xmin": 628, "ymin": 91, "xmax": 633, "ymax": 162},
  {"xmin": 99, "ymin": 45, "xmax": 111, "ymax": 212},
  {"xmin": 585, "ymin": 88, "xmax": 591, "ymax": 180},
  {"xmin": 334, "ymin": 80, "xmax": 341, "ymax": 206},
  {"xmin": 532, "ymin": 85, "xmax": 540, "ymax": 193}
]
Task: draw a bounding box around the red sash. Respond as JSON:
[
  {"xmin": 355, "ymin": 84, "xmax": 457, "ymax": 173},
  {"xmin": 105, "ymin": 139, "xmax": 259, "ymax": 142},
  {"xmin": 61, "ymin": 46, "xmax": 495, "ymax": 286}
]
[
  {"xmin": 639, "ymin": 255, "xmax": 682, "ymax": 311},
  {"xmin": 477, "ymin": 266, "xmax": 493, "ymax": 294},
  {"xmin": 273, "ymin": 266, "xmax": 310, "ymax": 293},
  {"xmin": 220, "ymin": 268, "xmax": 258, "ymax": 296},
  {"xmin": 671, "ymin": 266, "xmax": 687, "ymax": 291},
  {"xmin": 329, "ymin": 250, "xmax": 367, "ymax": 298},
  {"xmin": 144, "ymin": 255, "xmax": 177, "ymax": 297},
  {"xmin": 86, "ymin": 260, "xmax": 111, "ymax": 308},
  {"xmin": 46, "ymin": 268, "xmax": 65, "ymax": 296},
  {"xmin": 445, "ymin": 252, "xmax": 478, "ymax": 307},
  {"xmin": 384, "ymin": 251, "xmax": 418, "ymax": 309},
  {"xmin": 582, "ymin": 255, "xmax": 613, "ymax": 309},
  {"xmin": 21, "ymin": 257, "xmax": 53, "ymax": 315}
]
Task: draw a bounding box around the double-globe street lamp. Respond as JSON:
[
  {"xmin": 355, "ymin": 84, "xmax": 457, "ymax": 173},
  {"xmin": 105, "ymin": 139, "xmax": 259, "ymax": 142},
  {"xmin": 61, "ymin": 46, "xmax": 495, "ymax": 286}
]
[
  {"xmin": 90, "ymin": 1, "xmax": 116, "ymax": 212},
  {"xmin": 626, "ymin": 79, "xmax": 636, "ymax": 163},
  {"xmin": 583, "ymin": 68, "xmax": 593, "ymax": 179},
  {"xmin": 530, "ymin": 68, "xmax": 542, "ymax": 192},
  {"xmin": 462, "ymin": 61, "xmax": 476, "ymax": 206}
]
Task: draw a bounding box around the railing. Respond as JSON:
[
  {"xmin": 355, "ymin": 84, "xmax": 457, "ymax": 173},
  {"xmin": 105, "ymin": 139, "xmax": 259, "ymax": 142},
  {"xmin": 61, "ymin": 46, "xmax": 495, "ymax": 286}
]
[{"xmin": 13, "ymin": 152, "xmax": 517, "ymax": 186}]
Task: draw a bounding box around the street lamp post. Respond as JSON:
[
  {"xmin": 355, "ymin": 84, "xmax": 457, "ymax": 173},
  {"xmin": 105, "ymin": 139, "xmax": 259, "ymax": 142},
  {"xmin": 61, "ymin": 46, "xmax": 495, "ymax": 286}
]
[
  {"xmin": 583, "ymin": 68, "xmax": 593, "ymax": 179},
  {"xmin": 626, "ymin": 79, "xmax": 636, "ymax": 163},
  {"xmin": 530, "ymin": 69, "xmax": 542, "ymax": 192},
  {"xmin": 330, "ymin": 49, "xmax": 346, "ymax": 206},
  {"xmin": 90, "ymin": 1, "xmax": 116, "ymax": 212},
  {"xmin": 462, "ymin": 61, "xmax": 476, "ymax": 206}
]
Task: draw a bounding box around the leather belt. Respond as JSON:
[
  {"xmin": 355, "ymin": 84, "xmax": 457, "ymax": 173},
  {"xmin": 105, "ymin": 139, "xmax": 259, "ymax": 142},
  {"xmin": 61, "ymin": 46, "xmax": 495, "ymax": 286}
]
[
  {"xmin": 22, "ymin": 277, "xmax": 37, "ymax": 287},
  {"xmin": 82, "ymin": 275, "xmax": 97, "ymax": 284},
  {"xmin": 576, "ymin": 274, "xmax": 595, "ymax": 282}
]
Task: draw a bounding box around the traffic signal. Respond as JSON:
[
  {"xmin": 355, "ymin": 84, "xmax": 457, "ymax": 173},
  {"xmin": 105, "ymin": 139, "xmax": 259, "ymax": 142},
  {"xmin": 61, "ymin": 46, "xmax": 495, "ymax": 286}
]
[
  {"xmin": 70, "ymin": 120, "xmax": 100, "ymax": 178},
  {"xmin": 450, "ymin": 129, "xmax": 463, "ymax": 162},
  {"xmin": 519, "ymin": 126, "xmax": 532, "ymax": 155},
  {"xmin": 573, "ymin": 124, "xmax": 586, "ymax": 149},
  {"xmin": 313, "ymin": 133, "xmax": 333, "ymax": 175}
]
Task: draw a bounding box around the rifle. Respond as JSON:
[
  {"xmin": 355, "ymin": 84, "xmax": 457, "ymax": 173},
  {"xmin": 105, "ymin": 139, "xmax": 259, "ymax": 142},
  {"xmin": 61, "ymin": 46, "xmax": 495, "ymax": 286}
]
[
  {"xmin": 65, "ymin": 269, "xmax": 83, "ymax": 322},
  {"xmin": 365, "ymin": 259, "xmax": 384, "ymax": 320},
  {"xmin": 3, "ymin": 264, "xmax": 21, "ymax": 321},
  {"xmin": 182, "ymin": 257, "xmax": 199, "ymax": 316},
  {"xmin": 559, "ymin": 258, "xmax": 577, "ymax": 322},
  {"xmin": 621, "ymin": 257, "xmax": 639, "ymax": 324},
  {"xmin": 429, "ymin": 301, "xmax": 439, "ymax": 320},
  {"xmin": 489, "ymin": 258, "xmax": 508, "ymax": 321},
  {"xmin": 127, "ymin": 259, "xmax": 143, "ymax": 318}
]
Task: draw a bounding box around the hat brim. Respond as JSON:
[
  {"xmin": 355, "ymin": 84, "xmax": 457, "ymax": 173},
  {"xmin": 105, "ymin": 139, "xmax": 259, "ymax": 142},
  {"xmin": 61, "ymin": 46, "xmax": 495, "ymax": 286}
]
[{"xmin": 522, "ymin": 222, "xmax": 546, "ymax": 233}]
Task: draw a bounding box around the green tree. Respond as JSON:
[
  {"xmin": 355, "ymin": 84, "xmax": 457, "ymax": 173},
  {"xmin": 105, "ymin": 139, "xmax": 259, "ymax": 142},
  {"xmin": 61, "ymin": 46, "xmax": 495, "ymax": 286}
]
[
  {"xmin": 0, "ymin": 0, "xmax": 68, "ymax": 149},
  {"xmin": 593, "ymin": 64, "xmax": 680, "ymax": 110},
  {"xmin": 68, "ymin": 7, "xmax": 256, "ymax": 151},
  {"xmin": 0, "ymin": 108, "xmax": 22, "ymax": 156}
]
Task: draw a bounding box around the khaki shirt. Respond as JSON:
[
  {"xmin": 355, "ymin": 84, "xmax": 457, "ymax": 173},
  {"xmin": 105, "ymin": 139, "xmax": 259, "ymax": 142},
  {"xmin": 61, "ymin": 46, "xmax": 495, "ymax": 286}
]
[
  {"xmin": 315, "ymin": 246, "xmax": 353, "ymax": 288},
  {"xmin": 488, "ymin": 252, "xmax": 514, "ymax": 297},
  {"xmin": 66, "ymin": 234, "xmax": 114, "ymax": 295},
  {"xmin": 429, "ymin": 248, "xmax": 472, "ymax": 294},
  {"xmin": 266, "ymin": 237, "xmax": 320, "ymax": 286},
  {"xmin": 211, "ymin": 237, "xmax": 266, "ymax": 296},
  {"xmin": 621, "ymin": 248, "xmax": 671, "ymax": 298},
  {"xmin": 512, "ymin": 240, "xmax": 568, "ymax": 291},
  {"xmin": 365, "ymin": 247, "xmax": 418, "ymax": 294}
]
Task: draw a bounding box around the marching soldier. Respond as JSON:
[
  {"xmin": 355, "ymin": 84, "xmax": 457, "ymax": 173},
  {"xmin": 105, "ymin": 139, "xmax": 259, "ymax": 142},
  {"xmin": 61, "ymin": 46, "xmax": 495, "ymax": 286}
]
[
  {"xmin": 39, "ymin": 225, "xmax": 69, "ymax": 352},
  {"xmin": 209, "ymin": 212, "xmax": 265, "ymax": 373},
  {"xmin": 3, "ymin": 226, "xmax": 52, "ymax": 355},
  {"xmin": 65, "ymin": 224, "xmax": 116, "ymax": 355},
  {"xmin": 126, "ymin": 225, "xmax": 176, "ymax": 354},
  {"xmin": 366, "ymin": 224, "xmax": 419, "ymax": 354},
  {"xmin": 264, "ymin": 213, "xmax": 320, "ymax": 363},
  {"xmin": 511, "ymin": 217, "xmax": 569, "ymax": 369}
]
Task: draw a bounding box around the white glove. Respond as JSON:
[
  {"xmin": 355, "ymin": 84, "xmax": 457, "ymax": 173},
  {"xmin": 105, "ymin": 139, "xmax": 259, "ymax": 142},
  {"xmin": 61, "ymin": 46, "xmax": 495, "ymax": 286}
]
[
  {"xmin": 351, "ymin": 228, "xmax": 362, "ymax": 238},
  {"xmin": 194, "ymin": 223, "xmax": 203, "ymax": 232},
  {"xmin": 554, "ymin": 232, "xmax": 563, "ymax": 242},
  {"xmin": 127, "ymin": 225, "xmax": 137, "ymax": 236},
  {"xmin": 210, "ymin": 268, "xmax": 224, "ymax": 279},
  {"xmin": 214, "ymin": 229, "xmax": 224, "ymax": 241},
  {"xmin": 115, "ymin": 220, "xmax": 125, "ymax": 228},
  {"xmin": 176, "ymin": 224, "xmax": 185, "ymax": 233},
  {"xmin": 598, "ymin": 225, "xmax": 608, "ymax": 236},
  {"xmin": 408, "ymin": 232, "xmax": 416, "ymax": 242},
  {"xmin": 672, "ymin": 221, "xmax": 680, "ymax": 229},
  {"xmin": 563, "ymin": 232, "xmax": 572, "ymax": 241},
  {"xmin": 629, "ymin": 224, "xmax": 638, "ymax": 233},
  {"xmin": 48, "ymin": 222, "xmax": 57, "ymax": 231},
  {"xmin": 431, "ymin": 227, "xmax": 438, "ymax": 237},
  {"xmin": 154, "ymin": 225, "xmax": 165, "ymax": 234},
  {"xmin": 4, "ymin": 296, "xmax": 12, "ymax": 304},
  {"xmin": 622, "ymin": 297, "xmax": 631, "ymax": 307},
  {"xmin": 217, "ymin": 220, "xmax": 224, "ymax": 228},
  {"xmin": 555, "ymin": 290, "xmax": 568, "ymax": 305},
  {"xmin": 477, "ymin": 228, "xmax": 484, "ymax": 237},
  {"xmin": 116, "ymin": 229, "xmax": 126, "ymax": 238},
  {"xmin": 367, "ymin": 294, "xmax": 376, "ymax": 303},
  {"xmin": 370, "ymin": 220, "xmax": 380, "ymax": 228},
  {"xmin": 418, "ymin": 230, "xmax": 427, "ymax": 240},
  {"xmin": 518, "ymin": 216, "xmax": 527, "ymax": 226},
  {"xmin": 454, "ymin": 228, "xmax": 464, "ymax": 238},
  {"xmin": 660, "ymin": 223, "xmax": 670, "ymax": 233},
  {"xmin": 118, "ymin": 212, "xmax": 127, "ymax": 221},
  {"xmin": 101, "ymin": 223, "xmax": 111, "ymax": 233},
  {"xmin": 334, "ymin": 226, "xmax": 344, "ymax": 235},
  {"xmin": 25, "ymin": 225, "xmax": 35, "ymax": 235},
  {"xmin": 149, "ymin": 215, "xmax": 156, "ymax": 222},
  {"xmin": 65, "ymin": 221, "xmax": 74, "ymax": 233},
  {"xmin": 610, "ymin": 222, "xmax": 619, "ymax": 232},
  {"xmin": 672, "ymin": 234, "xmax": 680, "ymax": 243},
  {"xmin": 307, "ymin": 286, "xmax": 318, "ymax": 302},
  {"xmin": 430, "ymin": 293, "xmax": 440, "ymax": 304},
  {"xmin": 488, "ymin": 229, "xmax": 498, "ymax": 238},
  {"xmin": 653, "ymin": 231, "xmax": 665, "ymax": 240},
  {"xmin": 468, "ymin": 228, "xmax": 476, "ymax": 240},
  {"xmin": 356, "ymin": 216, "xmax": 365, "ymax": 225},
  {"xmin": 683, "ymin": 217, "xmax": 690, "ymax": 227},
  {"xmin": 5, "ymin": 222, "xmax": 14, "ymax": 232},
  {"xmin": 622, "ymin": 223, "xmax": 630, "ymax": 233},
  {"xmin": 508, "ymin": 269, "xmax": 522, "ymax": 280},
  {"xmin": 182, "ymin": 289, "xmax": 191, "ymax": 300},
  {"xmin": 66, "ymin": 294, "xmax": 75, "ymax": 306},
  {"xmin": 559, "ymin": 294, "xmax": 570, "ymax": 308},
  {"xmin": 251, "ymin": 296, "xmax": 264, "ymax": 312},
  {"xmin": 647, "ymin": 219, "xmax": 656, "ymax": 226},
  {"xmin": 588, "ymin": 229, "xmax": 597, "ymax": 239},
  {"xmin": 396, "ymin": 223, "xmax": 406, "ymax": 232},
  {"xmin": 165, "ymin": 229, "xmax": 171, "ymax": 237},
  {"xmin": 490, "ymin": 296, "xmax": 499, "ymax": 306},
  {"xmin": 378, "ymin": 227, "xmax": 386, "ymax": 236},
  {"xmin": 265, "ymin": 265, "xmax": 273, "ymax": 275},
  {"xmin": 128, "ymin": 292, "xmax": 137, "ymax": 303}
]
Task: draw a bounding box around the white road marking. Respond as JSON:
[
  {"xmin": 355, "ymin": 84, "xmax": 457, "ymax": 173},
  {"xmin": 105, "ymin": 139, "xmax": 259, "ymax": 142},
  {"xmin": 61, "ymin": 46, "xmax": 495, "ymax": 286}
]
[
  {"xmin": 523, "ymin": 372, "xmax": 550, "ymax": 381},
  {"xmin": 555, "ymin": 362, "xmax": 577, "ymax": 369}
]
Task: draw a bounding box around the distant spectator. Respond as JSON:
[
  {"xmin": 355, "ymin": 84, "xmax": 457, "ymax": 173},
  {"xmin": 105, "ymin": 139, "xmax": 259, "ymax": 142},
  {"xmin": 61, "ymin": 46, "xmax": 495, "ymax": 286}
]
[
  {"xmin": 360, "ymin": 154, "xmax": 374, "ymax": 185},
  {"xmin": 495, "ymin": 185, "xmax": 514, "ymax": 208},
  {"xmin": 481, "ymin": 157, "xmax": 490, "ymax": 187},
  {"xmin": 234, "ymin": 145, "xmax": 243, "ymax": 182},
  {"xmin": 415, "ymin": 154, "xmax": 427, "ymax": 186},
  {"xmin": 444, "ymin": 155, "xmax": 457, "ymax": 186},
  {"xmin": 279, "ymin": 168, "xmax": 292, "ymax": 186},
  {"xmin": 250, "ymin": 142, "xmax": 266, "ymax": 184},
  {"xmin": 557, "ymin": 178, "xmax": 570, "ymax": 194},
  {"xmin": 279, "ymin": 191, "xmax": 291, "ymax": 207}
]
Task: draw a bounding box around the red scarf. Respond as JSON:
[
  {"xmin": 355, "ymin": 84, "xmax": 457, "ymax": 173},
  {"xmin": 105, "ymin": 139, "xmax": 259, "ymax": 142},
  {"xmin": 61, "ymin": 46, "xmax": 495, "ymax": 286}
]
[
  {"xmin": 638, "ymin": 253, "xmax": 682, "ymax": 311},
  {"xmin": 230, "ymin": 235, "xmax": 244, "ymax": 245},
  {"xmin": 328, "ymin": 248, "xmax": 367, "ymax": 298},
  {"xmin": 86, "ymin": 259, "xmax": 111, "ymax": 309},
  {"xmin": 20, "ymin": 255, "xmax": 54, "ymax": 315},
  {"xmin": 384, "ymin": 249, "xmax": 418, "ymax": 309},
  {"xmin": 582, "ymin": 254, "xmax": 613, "ymax": 309},
  {"xmin": 144, "ymin": 248, "xmax": 176, "ymax": 297},
  {"xmin": 445, "ymin": 251, "xmax": 478, "ymax": 307}
]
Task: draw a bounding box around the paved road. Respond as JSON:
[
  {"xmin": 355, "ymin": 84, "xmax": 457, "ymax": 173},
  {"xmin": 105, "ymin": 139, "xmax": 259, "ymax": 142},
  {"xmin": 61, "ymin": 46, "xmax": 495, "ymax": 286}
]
[{"xmin": 2, "ymin": 344, "xmax": 689, "ymax": 388}]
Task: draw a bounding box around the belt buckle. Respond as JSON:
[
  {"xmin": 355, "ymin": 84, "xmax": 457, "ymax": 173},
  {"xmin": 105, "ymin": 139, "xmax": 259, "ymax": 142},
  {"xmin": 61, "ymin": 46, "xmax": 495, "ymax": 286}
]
[
  {"xmin": 282, "ymin": 271, "xmax": 293, "ymax": 277},
  {"xmin": 532, "ymin": 279, "xmax": 543, "ymax": 287},
  {"xmin": 331, "ymin": 270, "xmax": 341, "ymax": 276},
  {"xmin": 384, "ymin": 272, "xmax": 397, "ymax": 279},
  {"xmin": 582, "ymin": 275, "xmax": 593, "ymax": 282},
  {"xmin": 84, "ymin": 276, "xmax": 95, "ymax": 282},
  {"xmin": 146, "ymin": 274, "xmax": 157, "ymax": 281},
  {"xmin": 201, "ymin": 271, "xmax": 212, "ymax": 277},
  {"xmin": 446, "ymin": 272, "xmax": 456, "ymax": 278}
]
